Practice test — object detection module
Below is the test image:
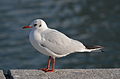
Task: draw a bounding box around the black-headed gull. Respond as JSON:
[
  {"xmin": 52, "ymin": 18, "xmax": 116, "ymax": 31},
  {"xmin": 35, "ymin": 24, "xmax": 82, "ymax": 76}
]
[{"xmin": 23, "ymin": 19, "xmax": 103, "ymax": 72}]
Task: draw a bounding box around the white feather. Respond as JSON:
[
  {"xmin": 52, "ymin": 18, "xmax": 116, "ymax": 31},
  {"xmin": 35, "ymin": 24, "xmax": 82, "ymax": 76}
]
[{"xmin": 29, "ymin": 19, "xmax": 102, "ymax": 58}]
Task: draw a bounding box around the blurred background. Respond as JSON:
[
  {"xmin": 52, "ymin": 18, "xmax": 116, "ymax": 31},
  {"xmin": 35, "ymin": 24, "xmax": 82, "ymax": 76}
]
[{"xmin": 0, "ymin": 0, "xmax": 120, "ymax": 70}]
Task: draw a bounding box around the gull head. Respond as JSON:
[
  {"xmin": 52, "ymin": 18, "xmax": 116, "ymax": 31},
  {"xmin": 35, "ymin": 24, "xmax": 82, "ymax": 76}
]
[{"xmin": 23, "ymin": 19, "xmax": 48, "ymax": 31}]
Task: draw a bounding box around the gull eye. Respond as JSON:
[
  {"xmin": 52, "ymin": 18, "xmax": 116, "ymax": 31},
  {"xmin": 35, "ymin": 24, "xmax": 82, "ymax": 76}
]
[
  {"xmin": 34, "ymin": 24, "xmax": 37, "ymax": 27},
  {"xmin": 39, "ymin": 24, "xmax": 41, "ymax": 27}
]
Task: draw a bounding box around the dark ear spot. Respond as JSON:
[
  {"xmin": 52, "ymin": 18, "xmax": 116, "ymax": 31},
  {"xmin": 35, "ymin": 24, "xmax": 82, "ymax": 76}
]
[{"xmin": 39, "ymin": 24, "xmax": 41, "ymax": 27}]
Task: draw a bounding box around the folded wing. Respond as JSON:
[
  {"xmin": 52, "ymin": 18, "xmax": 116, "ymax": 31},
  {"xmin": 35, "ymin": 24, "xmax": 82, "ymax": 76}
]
[{"xmin": 40, "ymin": 29, "xmax": 86, "ymax": 55}]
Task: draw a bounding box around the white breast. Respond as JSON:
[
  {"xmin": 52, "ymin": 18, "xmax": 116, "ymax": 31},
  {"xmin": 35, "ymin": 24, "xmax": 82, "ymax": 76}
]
[
  {"xmin": 29, "ymin": 29, "xmax": 41, "ymax": 46},
  {"xmin": 29, "ymin": 30, "xmax": 46, "ymax": 55},
  {"xmin": 29, "ymin": 29, "xmax": 56, "ymax": 57}
]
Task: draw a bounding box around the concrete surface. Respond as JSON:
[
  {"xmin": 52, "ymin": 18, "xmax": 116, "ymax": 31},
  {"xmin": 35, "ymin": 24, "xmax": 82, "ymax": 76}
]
[
  {"xmin": 0, "ymin": 69, "xmax": 120, "ymax": 79},
  {"xmin": 0, "ymin": 70, "xmax": 5, "ymax": 79},
  {"xmin": 8, "ymin": 69, "xmax": 120, "ymax": 79}
]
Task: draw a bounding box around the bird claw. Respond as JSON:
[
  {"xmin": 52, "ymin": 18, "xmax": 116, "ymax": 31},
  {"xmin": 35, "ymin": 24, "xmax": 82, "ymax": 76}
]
[
  {"xmin": 46, "ymin": 70, "xmax": 54, "ymax": 72},
  {"xmin": 40, "ymin": 68, "xmax": 49, "ymax": 71},
  {"xmin": 40, "ymin": 68, "xmax": 54, "ymax": 72}
]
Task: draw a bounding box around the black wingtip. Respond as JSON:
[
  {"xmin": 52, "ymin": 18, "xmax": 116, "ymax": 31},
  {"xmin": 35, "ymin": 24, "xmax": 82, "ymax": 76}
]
[{"xmin": 86, "ymin": 45, "xmax": 104, "ymax": 49}]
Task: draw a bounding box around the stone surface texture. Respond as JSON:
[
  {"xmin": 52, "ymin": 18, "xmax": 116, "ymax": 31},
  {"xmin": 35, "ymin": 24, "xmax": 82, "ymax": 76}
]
[
  {"xmin": 0, "ymin": 70, "xmax": 5, "ymax": 79},
  {"xmin": 9, "ymin": 69, "xmax": 120, "ymax": 79}
]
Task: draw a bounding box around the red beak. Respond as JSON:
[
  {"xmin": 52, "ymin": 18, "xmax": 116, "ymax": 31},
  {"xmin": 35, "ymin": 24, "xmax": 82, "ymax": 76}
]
[{"xmin": 23, "ymin": 26, "xmax": 32, "ymax": 29}]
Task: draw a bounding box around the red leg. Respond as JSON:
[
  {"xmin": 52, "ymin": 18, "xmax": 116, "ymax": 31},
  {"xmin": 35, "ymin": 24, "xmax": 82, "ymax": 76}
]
[
  {"xmin": 40, "ymin": 56, "xmax": 52, "ymax": 71},
  {"xmin": 46, "ymin": 57, "xmax": 56, "ymax": 72}
]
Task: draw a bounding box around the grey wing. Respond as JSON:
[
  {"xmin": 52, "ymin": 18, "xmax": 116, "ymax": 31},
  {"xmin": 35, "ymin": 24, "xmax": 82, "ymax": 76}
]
[
  {"xmin": 41, "ymin": 29, "xmax": 86, "ymax": 55},
  {"xmin": 41, "ymin": 29, "xmax": 71, "ymax": 55}
]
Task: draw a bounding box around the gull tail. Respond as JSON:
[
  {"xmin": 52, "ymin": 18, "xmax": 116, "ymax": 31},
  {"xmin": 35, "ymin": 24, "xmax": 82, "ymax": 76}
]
[{"xmin": 84, "ymin": 45, "xmax": 104, "ymax": 52}]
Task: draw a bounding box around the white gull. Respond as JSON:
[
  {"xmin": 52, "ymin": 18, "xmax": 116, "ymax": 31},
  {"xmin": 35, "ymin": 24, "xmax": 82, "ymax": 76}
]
[{"xmin": 23, "ymin": 19, "xmax": 103, "ymax": 72}]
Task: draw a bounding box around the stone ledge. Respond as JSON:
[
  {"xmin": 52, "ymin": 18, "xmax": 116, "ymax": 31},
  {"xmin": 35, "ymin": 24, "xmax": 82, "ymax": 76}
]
[
  {"xmin": 0, "ymin": 70, "xmax": 5, "ymax": 79},
  {"xmin": 1, "ymin": 69, "xmax": 120, "ymax": 79},
  {"xmin": 7, "ymin": 69, "xmax": 120, "ymax": 79}
]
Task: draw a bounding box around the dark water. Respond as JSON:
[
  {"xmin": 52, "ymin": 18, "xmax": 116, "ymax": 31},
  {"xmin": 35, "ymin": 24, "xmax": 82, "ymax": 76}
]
[{"xmin": 0, "ymin": 0, "xmax": 120, "ymax": 69}]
